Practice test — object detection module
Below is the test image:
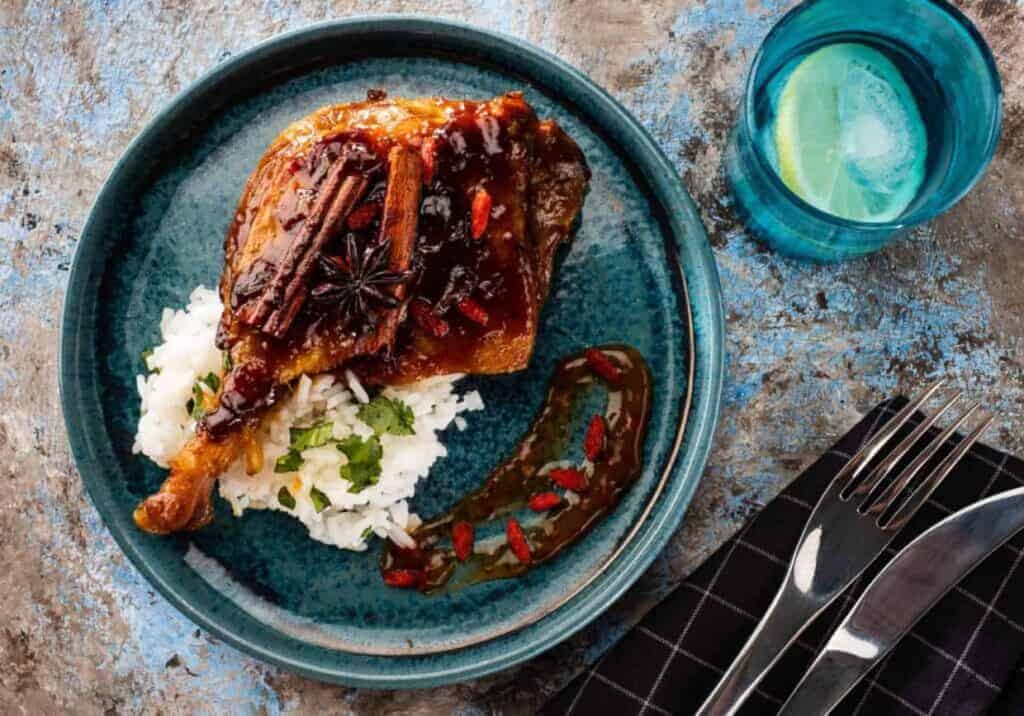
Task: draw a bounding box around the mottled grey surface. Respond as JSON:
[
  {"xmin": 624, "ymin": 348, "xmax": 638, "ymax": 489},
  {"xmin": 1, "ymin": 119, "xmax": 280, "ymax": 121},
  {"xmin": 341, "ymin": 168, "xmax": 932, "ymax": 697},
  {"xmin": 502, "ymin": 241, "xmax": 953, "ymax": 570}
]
[{"xmin": 2, "ymin": 1, "xmax": 1022, "ymax": 714}]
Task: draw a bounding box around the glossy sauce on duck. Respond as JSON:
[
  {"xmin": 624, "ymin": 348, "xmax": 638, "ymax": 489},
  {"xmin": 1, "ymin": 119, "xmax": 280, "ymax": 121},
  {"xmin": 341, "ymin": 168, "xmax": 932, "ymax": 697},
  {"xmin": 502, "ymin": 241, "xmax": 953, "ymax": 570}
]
[{"xmin": 202, "ymin": 93, "xmax": 585, "ymax": 440}]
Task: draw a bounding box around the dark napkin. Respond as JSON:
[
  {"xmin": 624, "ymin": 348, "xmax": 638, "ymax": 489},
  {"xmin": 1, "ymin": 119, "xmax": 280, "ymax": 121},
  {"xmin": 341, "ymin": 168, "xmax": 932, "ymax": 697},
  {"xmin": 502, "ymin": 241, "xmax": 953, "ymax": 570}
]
[{"xmin": 545, "ymin": 398, "xmax": 1024, "ymax": 715}]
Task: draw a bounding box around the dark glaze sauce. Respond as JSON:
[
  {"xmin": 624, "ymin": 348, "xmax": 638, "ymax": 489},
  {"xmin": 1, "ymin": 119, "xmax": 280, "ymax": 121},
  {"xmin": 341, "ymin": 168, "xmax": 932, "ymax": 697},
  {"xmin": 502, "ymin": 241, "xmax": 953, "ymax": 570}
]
[
  {"xmin": 377, "ymin": 102, "xmax": 536, "ymax": 378},
  {"xmin": 380, "ymin": 344, "xmax": 652, "ymax": 592},
  {"xmin": 412, "ymin": 106, "xmax": 531, "ymax": 326},
  {"xmin": 204, "ymin": 97, "xmax": 543, "ymax": 441},
  {"xmin": 200, "ymin": 360, "xmax": 281, "ymax": 440}
]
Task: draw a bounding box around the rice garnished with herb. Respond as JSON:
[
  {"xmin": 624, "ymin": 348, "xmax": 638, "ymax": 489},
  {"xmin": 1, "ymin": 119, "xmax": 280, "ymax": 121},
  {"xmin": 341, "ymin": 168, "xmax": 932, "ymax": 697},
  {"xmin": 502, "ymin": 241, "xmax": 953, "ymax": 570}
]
[{"xmin": 132, "ymin": 286, "xmax": 483, "ymax": 551}]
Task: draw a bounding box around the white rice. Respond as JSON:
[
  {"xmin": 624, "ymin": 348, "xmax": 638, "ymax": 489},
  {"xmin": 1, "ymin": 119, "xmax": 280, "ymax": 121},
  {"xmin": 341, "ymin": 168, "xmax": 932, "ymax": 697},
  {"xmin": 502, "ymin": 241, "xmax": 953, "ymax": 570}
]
[{"xmin": 132, "ymin": 286, "xmax": 483, "ymax": 551}]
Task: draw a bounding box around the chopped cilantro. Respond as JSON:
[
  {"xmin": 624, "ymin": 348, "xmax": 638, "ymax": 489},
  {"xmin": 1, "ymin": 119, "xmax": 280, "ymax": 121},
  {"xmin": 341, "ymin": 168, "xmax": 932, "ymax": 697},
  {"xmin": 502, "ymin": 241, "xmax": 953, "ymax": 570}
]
[
  {"xmin": 337, "ymin": 434, "xmax": 383, "ymax": 493},
  {"xmin": 289, "ymin": 420, "xmax": 335, "ymax": 451},
  {"xmin": 360, "ymin": 527, "xmax": 373, "ymax": 541},
  {"xmin": 273, "ymin": 421, "xmax": 336, "ymax": 474},
  {"xmin": 277, "ymin": 486, "xmax": 296, "ymax": 510},
  {"xmin": 186, "ymin": 373, "xmax": 219, "ymax": 420},
  {"xmin": 357, "ymin": 396, "xmax": 415, "ymax": 436},
  {"xmin": 199, "ymin": 371, "xmax": 220, "ymax": 393},
  {"xmin": 309, "ymin": 486, "xmax": 331, "ymax": 513},
  {"xmin": 222, "ymin": 351, "xmax": 232, "ymax": 372},
  {"xmin": 274, "ymin": 449, "xmax": 303, "ymax": 473},
  {"xmin": 188, "ymin": 382, "xmax": 207, "ymax": 420}
]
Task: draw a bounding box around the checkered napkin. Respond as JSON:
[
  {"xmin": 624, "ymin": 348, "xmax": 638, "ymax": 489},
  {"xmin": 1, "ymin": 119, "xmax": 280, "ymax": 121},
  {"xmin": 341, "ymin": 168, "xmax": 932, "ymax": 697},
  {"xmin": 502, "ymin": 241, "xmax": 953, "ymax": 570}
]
[{"xmin": 545, "ymin": 398, "xmax": 1024, "ymax": 716}]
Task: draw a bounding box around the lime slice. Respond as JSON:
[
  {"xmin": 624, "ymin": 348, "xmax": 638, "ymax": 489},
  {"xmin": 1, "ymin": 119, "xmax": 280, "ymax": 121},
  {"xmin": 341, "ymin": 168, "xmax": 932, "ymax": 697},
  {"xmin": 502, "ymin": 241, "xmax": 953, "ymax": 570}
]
[{"xmin": 774, "ymin": 43, "xmax": 927, "ymax": 223}]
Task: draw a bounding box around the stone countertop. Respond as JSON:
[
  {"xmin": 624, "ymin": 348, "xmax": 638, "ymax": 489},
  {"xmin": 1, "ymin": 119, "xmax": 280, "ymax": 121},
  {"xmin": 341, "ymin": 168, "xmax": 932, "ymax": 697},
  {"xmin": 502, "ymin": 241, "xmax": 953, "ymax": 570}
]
[{"xmin": 2, "ymin": 1, "xmax": 1021, "ymax": 713}]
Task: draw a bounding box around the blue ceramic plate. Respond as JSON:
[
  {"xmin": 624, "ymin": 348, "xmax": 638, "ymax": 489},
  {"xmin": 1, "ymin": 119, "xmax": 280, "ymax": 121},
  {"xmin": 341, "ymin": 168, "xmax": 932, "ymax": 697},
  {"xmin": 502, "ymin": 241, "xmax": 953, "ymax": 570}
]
[{"xmin": 60, "ymin": 17, "xmax": 724, "ymax": 687}]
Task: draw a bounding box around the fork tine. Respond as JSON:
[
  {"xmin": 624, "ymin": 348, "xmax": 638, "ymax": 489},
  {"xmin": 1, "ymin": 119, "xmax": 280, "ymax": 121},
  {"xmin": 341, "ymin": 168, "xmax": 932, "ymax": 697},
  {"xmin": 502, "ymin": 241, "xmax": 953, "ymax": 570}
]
[
  {"xmin": 852, "ymin": 391, "xmax": 962, "ymax": 503},
  {"xmin": 867, "ymin": 404, "xmax": 979, "ymax": 518},
  {"xmin": 835, "ymin": 379, "xmax": 945, "ymax": 494},
  {"xmin": 881, "ymin": 414, "xmax": 994, "ymax": 531}
]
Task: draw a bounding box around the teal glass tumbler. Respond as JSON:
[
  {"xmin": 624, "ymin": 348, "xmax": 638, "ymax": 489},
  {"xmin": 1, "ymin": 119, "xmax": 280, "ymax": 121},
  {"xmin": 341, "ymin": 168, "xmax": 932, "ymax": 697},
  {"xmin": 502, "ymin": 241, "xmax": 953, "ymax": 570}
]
[{"xmin": 725, "ymin": 0, "xmax": 1002, "ymax": 262}]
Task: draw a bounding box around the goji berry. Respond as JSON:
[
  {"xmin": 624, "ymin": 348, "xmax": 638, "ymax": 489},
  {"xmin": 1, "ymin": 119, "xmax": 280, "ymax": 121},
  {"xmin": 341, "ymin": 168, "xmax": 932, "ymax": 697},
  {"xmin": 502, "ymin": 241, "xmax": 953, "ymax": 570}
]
[
  {"xmin": 410, "ymin": 300, "xmax": 450, "ymax": 337},
  {"xmin": 506, "ymin": 518, "xmax": 531, "ymax": 564},
  {"xmin": 383, "ymin": 569, "xmax": 424, "ymax": 589},
  {"xmin": 346, "ymin": 201, "xmax": 380, "ymax": 230},
  {"xmin": 452, "ymin": 520, "xmax": 474, "ymax": 561},
  {"xmin": 528, "ymin": 492, "xmax": 562, "ymax": 512},
  {"xmin": 585, "ymin": 348, "xmax": 621, "ymax": 383},
  {"xmin": 458, "ymin": 297, "xmax": 490, "ymax": 326},
  {"xmin": 549, "ymin": 467, "xmax": 589, "ymax": 492},
  {"xmin": 470, "ymin": 188, "xmax": 492, "ymax": 239},
  {"xmin": 584, "ymin": 414, "xmax": 607, "ymax": 461}
]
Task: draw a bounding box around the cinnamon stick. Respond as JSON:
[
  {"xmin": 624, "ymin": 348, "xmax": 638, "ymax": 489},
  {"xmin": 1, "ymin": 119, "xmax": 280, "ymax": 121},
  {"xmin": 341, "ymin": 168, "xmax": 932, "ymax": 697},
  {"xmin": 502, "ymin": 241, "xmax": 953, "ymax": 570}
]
[
  {"xmin": 240, "ymin": 144, "xmax": 420, "ymax": 341},
  {"xmin": 375, "ymin": 145, "xmax": 423, "ymax": 342},
  {"xmin": 262, "ymin": 173, "xmax": 369, "ymax": 337},
  {"xmin": 240, "ymin": 156, "xmax": 355, "ymax": 330},
  {"xmin": 379, "ymin": 145, "xmax": 423, "ymax": 291}
]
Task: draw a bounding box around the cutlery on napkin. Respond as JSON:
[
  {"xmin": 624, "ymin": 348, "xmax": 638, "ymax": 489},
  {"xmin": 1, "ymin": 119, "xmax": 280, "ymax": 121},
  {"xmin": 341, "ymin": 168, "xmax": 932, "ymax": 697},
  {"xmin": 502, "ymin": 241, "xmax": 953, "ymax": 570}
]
[{"xmin": 545, "ymin": 397, "xmax": 1024, "ymax": 716}]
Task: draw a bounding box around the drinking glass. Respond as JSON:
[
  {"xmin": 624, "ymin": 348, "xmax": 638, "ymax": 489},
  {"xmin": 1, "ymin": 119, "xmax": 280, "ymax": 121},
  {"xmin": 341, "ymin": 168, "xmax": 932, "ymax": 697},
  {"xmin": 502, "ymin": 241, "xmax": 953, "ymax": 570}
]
[{"xmin": 725, "ymin": 0, "xmax": 1002, "ymax": 262}]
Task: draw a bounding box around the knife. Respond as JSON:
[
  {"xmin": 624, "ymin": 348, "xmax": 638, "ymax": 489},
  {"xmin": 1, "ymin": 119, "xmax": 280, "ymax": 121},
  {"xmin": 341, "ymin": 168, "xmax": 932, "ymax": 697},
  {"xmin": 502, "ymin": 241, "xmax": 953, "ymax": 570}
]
[{"xmin": 779, "ymin": 485, "xmax": 1024, "ymax": 715}]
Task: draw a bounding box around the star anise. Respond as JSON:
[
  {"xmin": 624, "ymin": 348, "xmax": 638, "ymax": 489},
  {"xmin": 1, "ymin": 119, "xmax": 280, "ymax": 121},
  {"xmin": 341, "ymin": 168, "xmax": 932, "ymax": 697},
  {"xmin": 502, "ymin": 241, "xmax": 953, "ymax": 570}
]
[{"xmin": 310, "ymin": 234, "xmax": 409, "ymax": 321}]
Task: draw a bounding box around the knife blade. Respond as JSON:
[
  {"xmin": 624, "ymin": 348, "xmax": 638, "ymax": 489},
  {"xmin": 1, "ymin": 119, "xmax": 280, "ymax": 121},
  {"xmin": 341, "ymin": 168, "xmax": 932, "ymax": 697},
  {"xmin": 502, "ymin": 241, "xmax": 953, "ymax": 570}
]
[{"xmin": 779, "ymin": 485, "xmax": 1024, "ymax": 715}]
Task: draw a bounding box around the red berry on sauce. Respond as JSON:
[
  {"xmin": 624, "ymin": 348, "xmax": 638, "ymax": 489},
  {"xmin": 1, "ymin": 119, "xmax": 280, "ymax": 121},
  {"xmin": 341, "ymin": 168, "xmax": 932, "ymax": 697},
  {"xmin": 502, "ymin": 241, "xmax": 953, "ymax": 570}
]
[
  {"xmin": 585, "ymin": 348, "xmax": 621, "ymax": 383},
  {"xmin": 506, "ymin": 518, "xmax": 532, "ymax": 564},
  {"xmin": 452, "ymin": 520, "xmax": 474, "ymax": 561},
  {"xmin": 549, "ymin": 467, "xmax": 589, "ymax": 492},
  {"xmin": 470, "ymin": 188, "xmax": 492, "ymax": 239},
  {"xmin": 457, "ymin": 296, "xmax": 490, "ymax": 326},
  {"xmin": 584, "ymin": 414, "xmax": 607, "ymax": 461},
  {"xmin": 383, "ymin": 569, "xmax": 424, "ymax": 589},
  {"xmin": 528, "ymin": 492, "xmax": 563, "ymax": 512},
  {"xmin": 410, "ymin": 300, "xmax": 450, "ymax": 337}
]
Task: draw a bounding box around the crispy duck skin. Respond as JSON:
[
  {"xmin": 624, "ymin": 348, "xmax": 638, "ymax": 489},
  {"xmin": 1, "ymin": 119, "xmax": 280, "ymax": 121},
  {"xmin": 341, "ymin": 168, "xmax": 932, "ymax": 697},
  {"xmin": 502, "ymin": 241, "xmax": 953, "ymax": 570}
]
[{"xmin": 134, "ymin": 91, "xmax": 590, "ymax": 535}]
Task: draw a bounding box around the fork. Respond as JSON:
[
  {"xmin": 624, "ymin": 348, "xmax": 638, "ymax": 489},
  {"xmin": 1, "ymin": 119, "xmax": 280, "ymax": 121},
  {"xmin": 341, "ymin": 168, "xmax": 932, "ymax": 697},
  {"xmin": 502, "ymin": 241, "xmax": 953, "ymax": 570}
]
[{"xmin": 696, "ymin": 380, "xmax": 989, "ymax": 716}]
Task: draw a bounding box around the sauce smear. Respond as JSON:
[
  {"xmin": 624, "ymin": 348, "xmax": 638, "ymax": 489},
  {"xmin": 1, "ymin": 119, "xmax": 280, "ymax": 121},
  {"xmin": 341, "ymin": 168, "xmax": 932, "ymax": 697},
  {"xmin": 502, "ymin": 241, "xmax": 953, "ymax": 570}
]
[{"xmin": 380, "ymin": 344, "xmax": 652, "ymax": 592}]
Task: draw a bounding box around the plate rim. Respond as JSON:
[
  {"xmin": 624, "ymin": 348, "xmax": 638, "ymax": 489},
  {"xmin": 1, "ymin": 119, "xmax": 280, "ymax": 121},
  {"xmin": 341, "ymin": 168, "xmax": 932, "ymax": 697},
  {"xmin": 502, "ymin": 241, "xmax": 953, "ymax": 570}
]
[{"xmin": 59, "ymin": 15, "xmax": 725, "ymax": 687}]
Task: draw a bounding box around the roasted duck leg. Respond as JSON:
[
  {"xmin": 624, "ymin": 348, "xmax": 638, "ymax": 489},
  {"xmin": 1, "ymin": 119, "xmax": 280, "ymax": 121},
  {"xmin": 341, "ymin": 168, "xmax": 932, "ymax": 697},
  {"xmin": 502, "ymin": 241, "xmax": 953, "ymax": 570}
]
[{"xmin": 134, "ymin": 92, "xmax": 590, "ymax": 535}]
